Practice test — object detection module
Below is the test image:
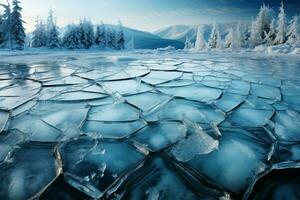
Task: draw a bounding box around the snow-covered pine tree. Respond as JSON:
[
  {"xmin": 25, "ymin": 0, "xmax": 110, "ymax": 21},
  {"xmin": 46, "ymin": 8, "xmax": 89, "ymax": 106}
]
[
  {"xmin": 250, "ymin": 4, "xmax": 273, "ymax": 47},
  {"xmin": 274, "ymin": 2, "xmax": 287, "ymax": 45},
  {"xmin": 194, "ymin": 25, "xmax": 206, "ymax": 50},
  {"xmin": 46, "ymin": 9, "xmax": 53, "ymax": 45},
  {"xmin": 286, "ymin": 15, "xmax": 300, "ymax": 46},
  {"xmin": 116, "ymin": 21, "xmax": 125, "ymax": 50},
  {"xmin": 95, "ymin": 22, "xmax": 106, "ymax": 47},
  {"xmin": 79, "ymin": 19, "xmax": 94, "ymax": 49},
  {"xmin": 258, "ymin": 4, "xmax": 272, "ymax": 41},
  {"xmin": 263, "ymin": 19, "xmax": 276, "ymax": 46},
  {"xmin": 63, "ymin": 24, "xmax": 75, "ymax": 49},
  {"xmin": 126, "ymin": 36, "xmax": 135, "ymax": 49},
  {"xmin": 224, "ymin": 28, "xmax": 234, "ymax": 48},
  {"xmin": 243, "ymin": 24, "xmax": 251, "ymax": 48},
  {"xmin": 0, "ymin": 2, "xmax": 12, "ymax": 49},
  {"xmin": 32, "ymin": 18, "xmax": 47, "ymax": 47},
  {"xmin": 269, "ymin": 19, "xmax": 277, "ymax": 41},
  {"xmin": 0, "ymin": 14, "xmax": 5, "ymax": 46},
  {"xmin": 47, "ymin": 23, "xmax": 60, "ymax": 48},
  {"xmin": 184, "ymin": 36, "xmax": 193, "ymax": 49},
  {"xmin": 63, "ymin": 24, "xmax": 83, "ymax": 49},
  {"xmin": 46, "ymin": 9, "xmax": 60, "ymax": 48},
  {"xmin": 208, "ymin": 23, "xmax": 221, "ymax": 48},
  {"xmin": 106, "ymin": 29, "xmax": 116, "ymax": 49},
  {"xmin": 250, "ymin": 20, "xmax": 260, "ymax": 47},
  {"xmin": 233, "ymin": 22, "xmax": 243, "ymax": 48},
  {"xmin": 11, "ymin": 0, "xmax": 25, "ymax": 49}
]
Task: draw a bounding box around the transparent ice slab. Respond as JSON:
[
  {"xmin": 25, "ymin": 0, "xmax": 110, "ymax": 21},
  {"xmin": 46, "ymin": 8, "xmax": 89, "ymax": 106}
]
[
  {"xmin": 251, "ymin": 83, "xmax": 281, "ymax": 100},
  {"xmin": 158, "ymin": 85, "xmax": 222, "ymax": 103},
  {"xmin": 131, "ymin": 121, "xmax": 187, "ymax": 152},
  {"xmin": 142, "ymin": 71, "xmax": 183, "ymax": 85},
  {"xmin": 59, "ymin": 136, "xmax": 146, "ymax": 198},
  {"xmin": 0, "ymin": 142, "xmax": 59, "ymax": 200},
  {"xmin": 273, "ymin": 110, "xmax": 300, "ymax": 142},
  {"xmin": 0, "ymin": 130, "xmax": 24, "ymax": 161},
  {"xmin": 170, "ymin": 119, "xmax": 219, "ymax": 162},
  {"xmin": 112, "ymin": 156, "xmax": 226, "ymax": 200},
  {"xmin": 87, "ymin": 102, "xmax": 140, "ymax": 122},
  {"xmin": 215, "ymin": 93, "xmax": 245, "ymax": 112},
  {"xmin": 226, "ymin": 80, "xmax": 250, "ymax": 95},
  {"xmin": 10, "ymin": 114, "xmax": 62, "ymax": 142},
  {"xmin": 102, "ymin": 79, "xmax": 152, "ymax": 95},
  {"xmin": 0, "ymin": 111, "xmax": 10, "ymax": 133},
  {"xmin": 144, "ymin": 99, "xmax": 225, "ymax": 126},
  {"xmin": 43, "ymin": 76, "xmax": 89, "ymax": 86},
  {"xmin": 51, "ymin": 91, "xmax": 108, "ymax": 102},
  {"xmin": 184, "ymin": 128, "xmax": 268, "ymax": 194},
  {"xmin": 125, "ymin": 92, "xmax": 171, "ymax": 112},
  {"xmin": 82, "ymin": 119, "xmax": 147, "ymax": 139}
]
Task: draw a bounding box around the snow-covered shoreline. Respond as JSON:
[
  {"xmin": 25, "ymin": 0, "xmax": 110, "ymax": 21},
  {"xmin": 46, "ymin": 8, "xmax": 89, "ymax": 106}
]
[{"xmin": 0, "ymin": 48, "xmax": 299, "ymax": 67}]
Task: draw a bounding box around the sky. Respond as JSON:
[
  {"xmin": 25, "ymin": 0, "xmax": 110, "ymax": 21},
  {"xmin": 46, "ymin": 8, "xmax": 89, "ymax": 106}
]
[{"xmin": 2, "ymin": 0, "xmax": 300, "ymax": 32}]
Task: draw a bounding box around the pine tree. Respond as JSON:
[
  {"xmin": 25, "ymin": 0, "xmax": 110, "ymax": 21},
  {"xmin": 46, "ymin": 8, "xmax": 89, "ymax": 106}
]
[
  {"xmin": 46, "ymin": 9, "xmax": 54, "ymax": 46},
  {"xmin": 79, "ymin": 19, "xmax": 94, "ymax": 49},
  {"xmin": 250, "ymin": 20, "xmax": 260, "ymax": 47},
  {"xmin": 0, "ymin": 2, "xmax": 12, "ymax": 49},
  {"xmin": 274, "ymin": 2, "xmax": 287, "ymax": 45},
  {"xmin": 263, "ymin": 19, "xmax": 276, "ymax": 46},
  {"xmin": 47, "ymin": 23, "xmax": 60, "ymax": 48},
  {"xmin": 184, "ymin": 37, "xmax": 193, "ymax": 49},
  {"xmin": 63, "ymin": 24, "xmax": 75, "ymax": 49},
  {"xmin": 194, "ymin": 25, "xmax": 206, "ymax": 50},
  {"xmin": 106, "ymin": 29, "xmax": 116, "ymax": 48},
  {"xmin": 32, "ymin": 18, "xmax": 47, "ymax": 47},
  {"xmin": 63, "ymin": 24, "xmax": 83, "ymax": 49},
  {"xmin": 46, "ymin": 9, "xmax": 60, "ymax": 48},
  {"xmin": 126, "ymin": 36, "xmax": 135, "ymax": 49},
  {"xmin": 0, "ymin": 14, "xmax": 5, "ymax": 46},
  {"xmin": 269, "ymin": 19, "xmax": 277, "ymax": 41},
  {"xmin": 11, "ymin": 0, "xmax": 25, "ymax": 49},
  {"xmin": 286, "ymin": 15, "xmax": 300, "ymax": 46},
  {"xmin": 95, "ymin": 23, "xmax": 106, "ymax": 47},
  {"xmin": 243, "ymin": 24, "xmax": 251, "ymax": 47},
  {"xmin": 233, "ymin": 22, "xmax": 243, "ymax": 48},
  {"xmin": 250, "ymin": 4, "xmax": 273, "ymax": 47},
  {"xmin": 224, "ymin": 28, "xmax": 234, "ymax": 48},
  {"xmin": 208, "ymin": 23, "xmax": 221, "ymax": 48},
  {"xmin": 116, "ymin": 21, "xmax": 125, "ymax": 50}
]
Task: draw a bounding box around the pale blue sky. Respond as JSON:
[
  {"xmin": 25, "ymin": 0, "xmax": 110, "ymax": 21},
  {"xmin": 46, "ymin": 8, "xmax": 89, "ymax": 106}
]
[{"xmin": 10, "ymin": 0, "xmax": 300, "ymax": 32}]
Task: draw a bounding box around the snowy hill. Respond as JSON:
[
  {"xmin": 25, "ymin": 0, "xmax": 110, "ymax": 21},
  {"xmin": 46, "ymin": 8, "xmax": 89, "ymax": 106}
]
[
  {"xmin": 154, "ymin": 23, "xmax": 241, "ymax": 43},
  {"xmin": 27, "ymin": 24, "xmax": 184, "ymax": 49}
]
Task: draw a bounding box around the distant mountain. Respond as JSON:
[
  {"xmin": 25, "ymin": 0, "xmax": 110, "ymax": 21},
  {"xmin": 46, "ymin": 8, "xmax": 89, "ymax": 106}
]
[
  {"xmin": 109, "ymin": 25, "xmax": 184, "ymax": 49},
  {"xmin": 154, "ymin": 23, "xmax": 242, "ymax": 43},
  {"xmin": 27, "ymin": 24, "xmax": 184, "ymax": 49}
]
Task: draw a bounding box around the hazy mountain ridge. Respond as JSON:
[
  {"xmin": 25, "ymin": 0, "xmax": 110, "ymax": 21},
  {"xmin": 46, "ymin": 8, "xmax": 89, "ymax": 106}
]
[{"xmin": 154, "ymin": 23, "xmax": 245, "ymax": 43}]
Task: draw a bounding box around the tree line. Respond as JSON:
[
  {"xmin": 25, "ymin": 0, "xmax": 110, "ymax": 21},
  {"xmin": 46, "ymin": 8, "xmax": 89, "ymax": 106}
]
[
  {"xmin": 186, "ymin": 2, "xmax": 300, "ymax": 50},
  {"xmin": 0, "ymin": 1, "xmax": 125, "ymax": 50},
  {"xmin": 31, "ymin": 9, "xmax": 125, "ymax": 50}
]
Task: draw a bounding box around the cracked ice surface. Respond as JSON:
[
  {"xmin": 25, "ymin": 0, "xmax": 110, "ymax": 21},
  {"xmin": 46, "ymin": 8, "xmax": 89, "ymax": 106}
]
[{"xmin": 0, "ymin": 51, "xmax": 300, "ymax": 199}]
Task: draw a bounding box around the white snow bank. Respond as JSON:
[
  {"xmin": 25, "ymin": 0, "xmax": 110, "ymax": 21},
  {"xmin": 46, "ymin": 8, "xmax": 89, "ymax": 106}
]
[
  {"xmin": 155, "ymin": 46, "xmax": 176, "ymax": 51},
  {"xmin": 254, "ymin": 45, "xmax": 300, "ymax": 55}
]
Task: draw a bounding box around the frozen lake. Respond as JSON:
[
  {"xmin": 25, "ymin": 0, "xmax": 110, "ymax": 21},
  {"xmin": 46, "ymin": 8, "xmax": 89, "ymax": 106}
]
[{"xmin": 0, "ymin": 50, "xmax": 300, "ymax": 199}]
